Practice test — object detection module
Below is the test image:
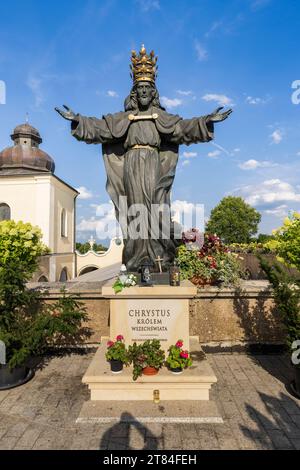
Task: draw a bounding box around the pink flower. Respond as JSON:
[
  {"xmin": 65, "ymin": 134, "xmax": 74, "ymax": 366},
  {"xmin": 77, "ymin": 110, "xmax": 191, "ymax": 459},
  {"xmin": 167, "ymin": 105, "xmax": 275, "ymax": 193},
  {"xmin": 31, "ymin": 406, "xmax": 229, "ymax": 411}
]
[
  {"xmin": 116, "ymin": 335, "xmax": 124, "ymax": 342},
  {"xmin": 180, "ymin": 350, "xmax": 189, "ymax": 359},
  {"xmin": 107, "ymin": 341, "xmax": 114, "ymax": 348},
  {"xmin": 175, "ymin": 340, "xmax": 183, "ymax": 348}
]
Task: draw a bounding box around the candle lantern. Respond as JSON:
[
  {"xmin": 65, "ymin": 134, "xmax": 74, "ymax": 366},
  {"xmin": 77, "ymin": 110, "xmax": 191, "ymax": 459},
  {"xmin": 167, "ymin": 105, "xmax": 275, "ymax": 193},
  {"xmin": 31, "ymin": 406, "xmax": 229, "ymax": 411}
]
[
  {"xmin": 169, "ymin": 260, "xmax": 180, "ymax": 286},
  {"xmin": 140, "ymin": 260, "xmax": 153, "ymax": 286}
]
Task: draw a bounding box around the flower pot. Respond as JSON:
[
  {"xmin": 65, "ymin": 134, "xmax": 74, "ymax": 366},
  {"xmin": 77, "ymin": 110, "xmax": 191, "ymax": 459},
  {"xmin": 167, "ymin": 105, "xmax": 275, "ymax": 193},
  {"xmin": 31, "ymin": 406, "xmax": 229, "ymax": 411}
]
[
  {"xmin": 169, "ymin": 367, "xmax": 183, "ymax": 374},
  {"xmin": 110, "ymin": 360, "xmax": 123, "ymax": 373},
  {"xmin": 142, "ymin": 366, "xmax": 159, "ymax": 376},
  {"xmin": 0, "ymin": 365, "xmax": 34, "ymax": 390}
]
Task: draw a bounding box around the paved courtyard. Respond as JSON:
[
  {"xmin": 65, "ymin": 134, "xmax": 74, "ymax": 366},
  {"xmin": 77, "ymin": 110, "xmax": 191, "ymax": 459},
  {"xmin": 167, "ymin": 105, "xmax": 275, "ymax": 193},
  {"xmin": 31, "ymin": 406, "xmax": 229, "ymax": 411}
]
[{"xmin": 0, "ymin": 350, "xmax": 299, "ymax": 450}]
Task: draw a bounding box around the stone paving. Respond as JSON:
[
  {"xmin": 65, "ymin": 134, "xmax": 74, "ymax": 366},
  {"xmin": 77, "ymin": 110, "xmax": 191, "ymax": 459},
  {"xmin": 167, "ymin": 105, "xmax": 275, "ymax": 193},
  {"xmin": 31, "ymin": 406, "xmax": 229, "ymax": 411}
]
[{"xmin": 0, "ymin": 350, "xmax": 299, "ymax": 450}]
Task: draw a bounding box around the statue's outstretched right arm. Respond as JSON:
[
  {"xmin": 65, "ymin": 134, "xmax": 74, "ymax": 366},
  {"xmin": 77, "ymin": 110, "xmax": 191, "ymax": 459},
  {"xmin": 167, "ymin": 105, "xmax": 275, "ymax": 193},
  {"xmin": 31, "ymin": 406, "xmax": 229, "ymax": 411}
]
[{"xmin": 55, "ymin": 104, "xmax": 113, "ymax": 144}]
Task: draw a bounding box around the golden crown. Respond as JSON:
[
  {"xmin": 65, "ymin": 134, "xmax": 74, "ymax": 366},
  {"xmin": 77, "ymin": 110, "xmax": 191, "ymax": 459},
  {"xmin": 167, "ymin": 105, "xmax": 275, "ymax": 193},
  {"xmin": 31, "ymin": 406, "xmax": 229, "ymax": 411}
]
[{"xmin": 130, "ymin": 45, "xmax": 158, "ymax": 84}]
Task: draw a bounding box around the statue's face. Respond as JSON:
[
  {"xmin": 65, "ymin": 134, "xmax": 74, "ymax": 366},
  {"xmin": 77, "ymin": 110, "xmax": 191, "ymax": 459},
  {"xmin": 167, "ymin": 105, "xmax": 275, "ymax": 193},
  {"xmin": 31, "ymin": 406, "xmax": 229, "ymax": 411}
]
[{"xmin": 136, "ymin": 81, "xmax": 153, "ymax": 108}]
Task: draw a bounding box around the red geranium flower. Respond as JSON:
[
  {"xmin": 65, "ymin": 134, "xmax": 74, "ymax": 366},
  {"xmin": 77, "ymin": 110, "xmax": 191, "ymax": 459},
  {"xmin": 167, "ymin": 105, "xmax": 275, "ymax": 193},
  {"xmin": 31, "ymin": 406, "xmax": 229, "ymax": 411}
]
[
  {"xmin": 116, "ymin": 335, "xmax": 124, "ymax": 341},
  {"xmin": 175, "ymin": 340, "xmax": 183, "ymax": 348},
  {"xmin": 180, "ymin": 350, "xmax": 189, "ymax": 359},
  {"xmin": 107, "ymin": 341, "xmax": 114, "ymax": 348}
]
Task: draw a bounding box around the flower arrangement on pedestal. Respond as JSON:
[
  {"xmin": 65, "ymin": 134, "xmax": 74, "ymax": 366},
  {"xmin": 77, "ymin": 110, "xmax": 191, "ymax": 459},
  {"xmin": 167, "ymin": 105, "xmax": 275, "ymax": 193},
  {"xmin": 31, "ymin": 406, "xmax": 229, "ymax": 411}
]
[
  {"xmin": 105, "ymin": 335, "xmax": 129, "ymax": 373},
  {"xmin": 178, "ymin": 231, "xmax": 244, "ymax": 287},
  {"xmin": 113, "ymin": 265, "xmax": 137, "ymax": 294},
  {"xmin": 165, "ymin": 339, "xmax": 193, "ymax": 373},
  {"xmin": 128, "ymin": 339, "xmax": 165, "ymax": 381}
]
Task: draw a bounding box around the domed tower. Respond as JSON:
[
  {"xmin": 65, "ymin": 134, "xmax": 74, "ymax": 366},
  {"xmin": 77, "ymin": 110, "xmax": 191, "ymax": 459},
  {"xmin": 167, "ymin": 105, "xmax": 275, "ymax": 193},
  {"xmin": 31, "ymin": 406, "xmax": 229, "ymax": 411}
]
[
  {"xmin": 0, "ymin": 123, "xmax": 55, "ymax": 173},
  {"xmin": 0, "ymin": 122, "xmax": 78, "ymax": 282}
]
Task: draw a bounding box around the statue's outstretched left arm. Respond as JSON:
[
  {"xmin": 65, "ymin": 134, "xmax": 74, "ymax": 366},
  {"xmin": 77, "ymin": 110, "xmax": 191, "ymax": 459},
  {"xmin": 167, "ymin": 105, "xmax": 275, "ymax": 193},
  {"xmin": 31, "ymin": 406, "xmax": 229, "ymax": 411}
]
[{"xmin": 169, "ymin": 106, "xmax": 232, "ymax": 145}]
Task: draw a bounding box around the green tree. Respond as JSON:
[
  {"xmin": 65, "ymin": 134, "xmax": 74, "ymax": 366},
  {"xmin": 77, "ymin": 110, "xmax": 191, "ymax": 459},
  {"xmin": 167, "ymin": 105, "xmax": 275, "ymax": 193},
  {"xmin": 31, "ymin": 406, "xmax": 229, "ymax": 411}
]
[
  {"xmin": 265, "ymin": 212, "xmax": 300, "ymax": 271},
  {"xmin": 206, "ymin": 196, "xmax": 261, "ymax": 244},
  {"xmin": 76, "ymin": 241, "xmax": 108, "ymax": 254},
  {"xmin": 256, "ymin": 233, "xmax": 275, "ymax": 244}
]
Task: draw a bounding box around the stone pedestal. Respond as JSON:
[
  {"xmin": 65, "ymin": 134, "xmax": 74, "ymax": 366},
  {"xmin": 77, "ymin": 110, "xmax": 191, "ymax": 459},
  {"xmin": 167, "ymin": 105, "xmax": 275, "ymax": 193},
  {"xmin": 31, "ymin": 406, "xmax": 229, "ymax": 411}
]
[
  {"xmin": 102, "ymin": 279, "xmax": 197, "ymax": 351},
  {"xmin": 81, "ymin": 280, "xmax": 218, "ymax": 407},
  {"xmin": 82, "ymin": 337, "xmax": 217, "ymax": 401}
]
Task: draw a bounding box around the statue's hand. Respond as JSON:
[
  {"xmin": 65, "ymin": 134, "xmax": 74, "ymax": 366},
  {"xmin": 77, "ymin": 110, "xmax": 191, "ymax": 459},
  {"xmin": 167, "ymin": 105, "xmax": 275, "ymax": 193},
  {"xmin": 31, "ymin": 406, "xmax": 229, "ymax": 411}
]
[
  {"xmin": 206, "ymin": 107, "xmax": 233, "ymax": 123},
  {"xmin": 55, "ymin": 105, "xmax": 77, "ymax": 121}
]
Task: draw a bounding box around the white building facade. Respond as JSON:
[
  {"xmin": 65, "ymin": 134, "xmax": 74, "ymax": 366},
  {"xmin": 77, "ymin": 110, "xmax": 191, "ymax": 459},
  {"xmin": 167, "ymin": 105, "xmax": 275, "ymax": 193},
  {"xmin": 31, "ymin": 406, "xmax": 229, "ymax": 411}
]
[{"xmin": 0, "ymin": 122, "xmax": 78, "ymax": 282}]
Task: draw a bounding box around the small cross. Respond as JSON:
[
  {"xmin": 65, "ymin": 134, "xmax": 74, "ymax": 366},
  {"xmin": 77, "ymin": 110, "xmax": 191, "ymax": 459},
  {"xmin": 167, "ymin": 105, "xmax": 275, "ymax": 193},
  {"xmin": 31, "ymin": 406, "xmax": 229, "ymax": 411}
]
[{"xmin": 155, "ymin": 256, "xmax": 164, "ymax": 273}]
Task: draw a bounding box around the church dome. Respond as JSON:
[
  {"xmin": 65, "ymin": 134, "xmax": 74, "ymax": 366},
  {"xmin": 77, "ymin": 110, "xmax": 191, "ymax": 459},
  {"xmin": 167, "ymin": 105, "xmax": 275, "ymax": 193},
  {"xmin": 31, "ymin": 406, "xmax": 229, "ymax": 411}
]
[{"xmin": 0, "ymin": 122, "xmax": 55, "ymax": 173}]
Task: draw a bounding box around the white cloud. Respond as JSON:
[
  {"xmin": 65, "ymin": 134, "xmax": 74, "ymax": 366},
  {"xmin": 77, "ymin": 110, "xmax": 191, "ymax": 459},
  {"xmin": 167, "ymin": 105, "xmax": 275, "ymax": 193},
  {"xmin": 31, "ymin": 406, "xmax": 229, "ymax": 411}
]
[
  {"xmin": 195, "ymin": 41, "xmax": 208, "ymax": 61},
  {"xmin": 107, "ymin": 90, "xmax": 118, "ymax": 98},
  {"xmin": 176, "ymin": 90, "xmax": 193, "ymax": 96},
  {"xmin": 161, "ymin": 96, "xmax": 182, "ymax": 109},
  {"xmin": 264, "ymin": 205, "xmax": 288, "ymax": 218},
  {"xmin": 183, "ymin": 151, "xmax": 197, "ymax": 159},
  {"xmin": 136, "ymin": 0, "xmax": 160, "ymax": 11},
  {"xmin": 76, "ymin": 186, "xmax": 93, "ymax": 200},
  {"xmin": 238, "ymin": 159, "xmax": 276, "ymax": 170},
  {"xmin": 205, "ymin": 21, "xmax": 223, "ymax": 38},
  {"xmin": 270, "ymin": 129, "xmax": 283, "ymax": 144},
  {"xmin": 297, "ymin": 151, "xmax": 300, "ymax": 156},
  {"xmin": 171, "ymin": 200, "xmax": 204, "ymax": 232},
  {"xmin": 77, "ymin": 202, "xmax": 120, "ymax": 239},
  {"xmin": 251, "ymin": 0, "xmax": 272, "ymax": 11},
  {"xmin": 233, "ymin": 179, "xmax": 300, "ymax": 207},
  {"xmin": 182, "ymin": 160, "xmax": 190, "ymax": 167},
  {"xmin": 202, "ymin": 93, "xmax": 234, "ymax": 107},
  {"xmin": 77, "ymin": 217, "xmax": 98, "ymax": 231},
  {"xmin": 26, "ymin": 76, "xmax": 44, "ymax": 108},
  {"xmin": 233, "ymin": 148, "xmax": 241, "ymax": 153},
  {"xmin": 246, "ymin": 96, "xmax": 270, "ymax": 105},
  {"xmin": 207, "ymin": 150, "xmax": 221, "ymax": 158}
]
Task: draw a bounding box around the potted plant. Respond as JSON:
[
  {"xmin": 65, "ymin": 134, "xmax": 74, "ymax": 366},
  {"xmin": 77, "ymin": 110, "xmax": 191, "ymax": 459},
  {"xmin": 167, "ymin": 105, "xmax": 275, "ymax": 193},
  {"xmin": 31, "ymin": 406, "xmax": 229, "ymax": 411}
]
[
  {"xmin": 0, "ymin": 221, "xmax": 88, "ymax": 390},
  {"xmin": 165, "ymin": 339, "xmax": 193, "ymax": 373},
  {"xmin": 128, "ymin": 340, "xmax": 165, "ymax": 381},
  {"xmin": 105, "ymin": 335, "xmax": 129, "ymax": 373}
]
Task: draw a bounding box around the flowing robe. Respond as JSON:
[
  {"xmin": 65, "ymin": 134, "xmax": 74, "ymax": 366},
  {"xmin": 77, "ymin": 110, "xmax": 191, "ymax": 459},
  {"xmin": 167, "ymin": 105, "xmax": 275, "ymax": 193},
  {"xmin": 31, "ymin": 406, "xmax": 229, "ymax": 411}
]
[{"xmin": 71, "ymin": 106, "xmax": 214, "ymax": 271}]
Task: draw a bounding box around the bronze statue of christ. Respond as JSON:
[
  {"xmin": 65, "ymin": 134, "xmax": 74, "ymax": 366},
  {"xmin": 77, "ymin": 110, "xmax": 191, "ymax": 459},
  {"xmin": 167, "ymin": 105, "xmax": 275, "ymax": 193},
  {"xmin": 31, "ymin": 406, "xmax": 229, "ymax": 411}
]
[{"xmin": 56, "ymin": 45, "xmax": 232, "ymax": 271}]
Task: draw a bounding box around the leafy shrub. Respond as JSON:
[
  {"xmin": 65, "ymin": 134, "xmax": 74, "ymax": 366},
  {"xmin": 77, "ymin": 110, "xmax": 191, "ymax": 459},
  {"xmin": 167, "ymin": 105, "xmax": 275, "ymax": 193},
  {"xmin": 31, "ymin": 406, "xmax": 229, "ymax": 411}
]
[
  {"xmin": 0, "ymin": 221, "xmax": 88, "ymax": 368},
  {"xmin": 260, "ymin": 256, "xmax": 300, "ymax": 366},
  {"xmin": 265, "ymin": 212, "xmax": 300, "ymax": 271}
]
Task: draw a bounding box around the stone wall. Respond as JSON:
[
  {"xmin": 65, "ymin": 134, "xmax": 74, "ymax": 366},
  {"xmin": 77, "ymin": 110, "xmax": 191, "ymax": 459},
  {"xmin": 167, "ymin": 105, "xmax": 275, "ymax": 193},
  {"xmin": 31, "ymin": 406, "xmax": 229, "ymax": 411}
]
[{"xmin": 30, "ymin": 279, "xmax": 284, "ymax": 347}]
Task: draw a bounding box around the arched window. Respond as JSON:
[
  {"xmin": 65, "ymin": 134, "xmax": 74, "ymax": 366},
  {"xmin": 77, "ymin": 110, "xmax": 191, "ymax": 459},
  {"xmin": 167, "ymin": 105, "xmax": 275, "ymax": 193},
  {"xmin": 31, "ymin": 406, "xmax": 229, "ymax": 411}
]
[
  {"xmin": 61, "ymin": 209, "xmax": 67, "ymax": 237},
  {"xmin": 59, "ymin": 267, "xmax": 68, "ymax": 282},
  {"xmin": 38, "ymin": 275, "xmax": 49, "ymax": 282},
  {"xmin": 0, "ymin": 203, "xmax": 11, "ymax": 221}
]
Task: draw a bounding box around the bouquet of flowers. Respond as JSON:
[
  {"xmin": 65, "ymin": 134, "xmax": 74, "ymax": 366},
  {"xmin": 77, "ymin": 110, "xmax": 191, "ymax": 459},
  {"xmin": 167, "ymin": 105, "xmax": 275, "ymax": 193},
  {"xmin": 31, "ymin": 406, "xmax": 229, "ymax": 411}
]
[{"xmin": 113, "ymin": 272, "xmax": 137, "ymax": 294}]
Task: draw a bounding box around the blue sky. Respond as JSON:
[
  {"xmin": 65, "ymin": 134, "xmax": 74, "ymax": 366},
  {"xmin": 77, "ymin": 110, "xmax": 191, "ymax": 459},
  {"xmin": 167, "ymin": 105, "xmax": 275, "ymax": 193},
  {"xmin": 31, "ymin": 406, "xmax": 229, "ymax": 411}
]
[{"xmin": 0, "ymin": 0, "xmax": 300, "ymax": 243}]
